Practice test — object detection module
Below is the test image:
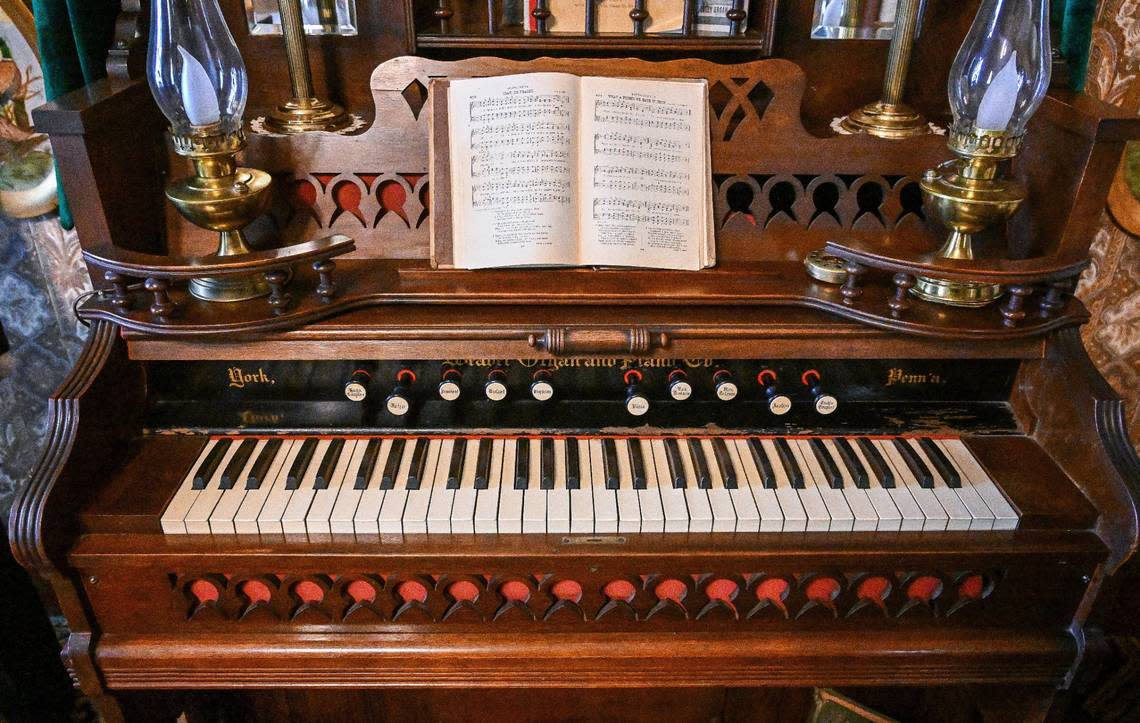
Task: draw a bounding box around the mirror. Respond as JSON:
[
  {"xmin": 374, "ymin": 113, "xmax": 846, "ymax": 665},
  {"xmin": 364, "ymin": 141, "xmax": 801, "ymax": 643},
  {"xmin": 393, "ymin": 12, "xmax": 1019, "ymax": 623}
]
[
  {"xmin": 245, "ymin": 0, "xmax": 358, "ymax": 36},
  {"xmin": 811, "ymin": 0, "xmax": 923, "ymax": 40}
]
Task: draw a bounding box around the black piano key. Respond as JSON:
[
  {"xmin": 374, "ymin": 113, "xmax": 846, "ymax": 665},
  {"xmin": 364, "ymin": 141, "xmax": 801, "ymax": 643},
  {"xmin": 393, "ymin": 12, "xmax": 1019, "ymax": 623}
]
[
  {"xmin": 689, "ymin": 438, "xmax": 712, "ymax": 489},
  {"xmin": 286, "ymin": 437, "xmax": 318, "ymax": 490},
  {"xmin": 447, "ymin": 437, "xmax": 467, "ymax": 489},
  {"xmin": 406, "ymin": 438, "xmax": 430, "ymax": 490},
  {"xmin": 774, "ymin": 438, "xmax": 804, "ymax": 489},
  {"xmin": 314, "ymin": 438, "xmax": 345, "ymax": 490},
  {"xmin": 919, "ymin": 438, "xmax": 961, "ymax": 488},
  {"xmin": 540, "ymin": 437, "xmax": 555, "ymax": 490},
  {"xmin": 712, "ymin": 438, "xmax": 736, "ymax": 489},
  {"xmin": 514, "ymin": 438, "xmax": 529, "ymax": 490},
  {"xmin": 834, "ymin": 437, "xmax": 869, "ymax": 489},
  {"xmin": 747, "ymin": 438, "xmax": 776, "ymax": 489},
  {"xmin": 602, "ymin": 438, "xmax": 620, "ymax": 490},
  {"xmin": 218, "ymin": 439, "xmax": 254, "ymax": 490},
  {"xmin": 380, "ymin": 437, "xmax": 405, "ymax": 490},
  {"xmin": 354, "ymin": 438, "xmax": 382, "ymax": 489},
  {"xmin": 474, "ymin": 439, "xmax": 492, "ymax": 490},
  {"xmin": 193, "ymin": 438, "xmax": 232, "ymax": 489},
  {"xmin": 893, "ymin": 438, "xmax": 934, "ymax": 488},
  {"xmin": 629, "ymin": 438, "xmax": 647, "ymax": 490},
  {"xmin": 809, "ymin": 438, "xmax": 843, "ymax": 489},
  {"xmin": 245, "ymin": 438, "xmax": 282, "ymax": 490},
  {"xmin": 566, "ymin": 437, "xmax": 580, "ymax": 490},
  {"xmin": 857, "ymin": 438, "xmax": 894, "ymax": 488},
  {"xmin": 664, "ymin": 438, "xmax": 686, "ymax": 488}
]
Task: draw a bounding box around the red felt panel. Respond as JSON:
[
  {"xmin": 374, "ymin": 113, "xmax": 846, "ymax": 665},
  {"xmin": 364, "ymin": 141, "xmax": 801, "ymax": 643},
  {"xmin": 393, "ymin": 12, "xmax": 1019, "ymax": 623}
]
[
  {"xmin": 500, "ymin": 580, "xmax": 531, "ymax": 602},
  {"xmin": 397, "ymin": 580, "xmax": 429, "ymax": 603},
  {"xmin": 654, "ymin": 578, "xmax": 687, "ymax": 603},
  {"xmin": 705, "ymin": 578, "xmax": 739, "ymax": 602},
  {"xmin": 906, "ymin": 575, "xmax": 944, "ymax": 603},
  {"xmin": 856, "ymin": 576, "xmax": 891, "ymax": 602},
  {"xmin": 378, "ymin": 180, "xmax": 409, "ymax": 222},
  {"xmin": 603, "ymin": 579, "xmax": 636, "ymax": 602},
  {"xmin": 958, "ymin": 574, "xmax": 985, "ymax": 600},
  {"xmin": 241, "ymin": 580, "xmax": 272, "ymax": 605},
  {"xmin": 346, "ymin": 580, "xmax": 377, "ymax": 604},
  {"xmin": 804, "ymin": 577, "xmax": 841, "ymax": 603},
  {"xmin": 448, "ymin": 580, "xmax": 480, "ymax": 602},
  {"xmin": 189, "ymin": 579, "xmax": 219, "ymax": 604},
  {"xmin": 551, "ymin": 580, "xmax": 583, "ymax": 602},
  {"xmin": 294, "ymin": 580, "xmax": 324, "ymax": 604},
  {"xmin": 755, "ymin": 577, "xmax": 789, "ymax": 603}
]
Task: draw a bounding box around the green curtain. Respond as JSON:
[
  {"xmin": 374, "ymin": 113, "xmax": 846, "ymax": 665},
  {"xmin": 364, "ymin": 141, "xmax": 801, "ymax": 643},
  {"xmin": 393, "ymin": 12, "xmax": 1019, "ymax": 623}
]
[
  {"xmin": 1052, "ymin": 0, "xmax": 1096, "ymax": 92},
  {"xmin": 32, "ymin": 0, "xmax": 120, "ymax": 228}
]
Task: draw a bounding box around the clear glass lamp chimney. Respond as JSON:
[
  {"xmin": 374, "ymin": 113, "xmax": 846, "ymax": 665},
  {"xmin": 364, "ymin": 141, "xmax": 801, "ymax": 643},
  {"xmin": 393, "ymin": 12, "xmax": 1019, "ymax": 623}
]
[
  {"xmin": 146, "ymin": 0, "xmax": 249, "ymax": 137},
  {"xmin": 947, "ymin": 0, "xmax": 1051, "ymax": 137}
]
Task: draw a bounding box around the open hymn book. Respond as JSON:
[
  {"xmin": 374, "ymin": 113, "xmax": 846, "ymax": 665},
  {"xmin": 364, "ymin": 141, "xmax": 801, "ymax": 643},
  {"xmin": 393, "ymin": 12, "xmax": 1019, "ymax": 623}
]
[{"xmin": 431, "ymin": 72, "xmax": 715, "ymax": 270}]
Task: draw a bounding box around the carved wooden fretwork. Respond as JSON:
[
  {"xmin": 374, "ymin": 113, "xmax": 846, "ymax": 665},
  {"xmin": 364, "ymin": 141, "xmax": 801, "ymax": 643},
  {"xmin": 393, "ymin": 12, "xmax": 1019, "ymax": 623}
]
[{"xmin": 175, "ymin": 570, "xmax": 997, "ymax": 624}]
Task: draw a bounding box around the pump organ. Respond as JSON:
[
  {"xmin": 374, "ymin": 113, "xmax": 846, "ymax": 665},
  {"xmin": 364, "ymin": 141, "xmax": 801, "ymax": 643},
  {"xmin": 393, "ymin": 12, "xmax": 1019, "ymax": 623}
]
[{"xmin": 8, "ymin": 0, "xmax": 1140, "ymax": 721}]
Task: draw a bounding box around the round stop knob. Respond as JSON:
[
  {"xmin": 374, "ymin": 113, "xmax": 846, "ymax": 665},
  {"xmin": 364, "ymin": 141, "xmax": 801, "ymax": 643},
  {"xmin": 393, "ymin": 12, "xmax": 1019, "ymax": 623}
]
[
  {"xmin": 484, "ymin": 368, "xmax": 508, "ymax": 402},
  {"xmin": 344, "ymin": 369, "xmax": 370, "ymax": 402},
  {"xmin": 757, "ymin": 369, "xmax": 791, "ymax": 415},
  {"xmin": 438, "ymin": 366, "xmax": 462, "ymax": 401},
  {"xmin": 385, "ymin": 369, "xmax": 415, "ymax": 416},
  {"xmin": 713, "ymin": 369, "xmax": 738, "ymax": 401},
  {"xmin": 667, "ymin": 369, "xmax": 692, "ymax": 401},
  {"xmin": 530, "ymin": 369, "xmax": 554, "ymax": 401},
  {"xmin": 802, "ymin": 369, "xmax": 838, "ymax": 415},
  {"xmin": 623, "ymin": 369, "xmax": 649, "ymax": 416}
]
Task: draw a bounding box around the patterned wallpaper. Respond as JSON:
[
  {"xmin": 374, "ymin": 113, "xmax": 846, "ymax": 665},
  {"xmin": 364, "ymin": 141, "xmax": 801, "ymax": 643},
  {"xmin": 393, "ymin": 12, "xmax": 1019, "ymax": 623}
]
[{"xmin": 1077, "ymin": 0, "xmax": 1140, "ymax": 448}]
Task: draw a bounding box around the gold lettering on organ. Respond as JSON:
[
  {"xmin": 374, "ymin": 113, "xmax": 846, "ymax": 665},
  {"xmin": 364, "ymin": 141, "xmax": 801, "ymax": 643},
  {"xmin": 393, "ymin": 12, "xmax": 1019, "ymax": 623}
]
[
  {"xmin": 227, "ymin": 366, "xmax": 276, "ymax": 388},
  {"xmin": 441, "ymin": 358, "xmax": 712, "ymax": 370},
  {"xmin": 886, "ymin": 368, "xmax": 945, "ymax": 386}
]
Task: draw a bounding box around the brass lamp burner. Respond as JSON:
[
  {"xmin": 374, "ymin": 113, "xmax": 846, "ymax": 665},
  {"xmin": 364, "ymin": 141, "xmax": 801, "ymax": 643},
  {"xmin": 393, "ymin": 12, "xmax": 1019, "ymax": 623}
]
[
  {"xmin": 168, "ymin": 129, "xmax": 272, "ymax": 302},
  {"xmin": 913, "ymin": 128, "xmax": 1025, "ymax": 307}
]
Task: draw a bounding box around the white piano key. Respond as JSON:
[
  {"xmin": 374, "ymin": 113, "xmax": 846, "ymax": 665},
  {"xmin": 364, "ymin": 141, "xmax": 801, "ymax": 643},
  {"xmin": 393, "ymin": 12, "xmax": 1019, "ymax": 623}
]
[
  {"xmin": 940, "ymin": 439, "xmax": 1019, "ymax": 529},
  {"xmin": 403, "ymin": 439, "xmax": 443, "ymax": 533},
  {"xmin": 548, "ymin": 439, "xmax": 571, "ymax": 534},
  {"xmin": 305, "ymin": 440, "xmax": 358, "ymax": 535},
  {"xmin": 847, "ymin": 440, "xmax": 901, "ymax": 531},
  {"xmin": 281, "ymin": 439, "xmax": 332, "ymax": 534},
  {"xmin": 821, "ymin": 439, "xmax": 878, "ymax": 532},
  {"xmin": 427, "ymin": 438, "xmax": 458, "ymax": 533},
  {"xmin": 590, "ymin": 439, "xmax": 619, "ymax": 533},
  {"xmin": 615, "ymin": 439, "xmax": 641, "ymax": 533},
  {"xmin": 760, "ymin": 439, "xmax": 807, "ymax": 531},
  {"xmin": 353, "ymin": 438, "xmax": 395, "ymax": 534},
  {"xmin": 450, "ymin": 439, "xmax": 481, "ymax": 533},
  {"xmin": 635, "ymin": 439, "xmax": 664, "ymax": 533},
  {"xmin": 793, "ymin": 440, "xmax": 853, "ymax": 532},
  {"xmin": 778, "ymin": 441, "xmax": 828, "ymax": 531},
  {"xmin": 497, "ymin": 438, "xmax": 524, "ymax": 533},
  {"xmin": 878, "ymin": 439, "xmax": 947, "ymax": 531},
  {"xmin": 233, "ymin": 440, "xmax": 294, "ymax": 534},
  {"xmin": 926, "ymin": 441, "xmax": 994, "ymax": 530},
  {"xmin": 676, "ymin": 438, "xmax": 712, "ymax": 532},
  {"xmin": 183, "ymin": 440, "xmax": 244, "ymax": 534},
  {"xmin": 651, "ymin": 440, "xmax": 689, "ymax": 532},
  {"xmin": 699, "ymin": 438, "xmax": 736, "ymax": 532},
  {"xmin": 257, "ymin": 439, "xmax": 308, "ymax": 534},
  {"xmin": 208, "ymin": 439, "xmax": 268, "ymax": 534},
  {"xmin": 329, "ymin": 439, "xmax": 370, "ymax": 534},
  {"xmin": 161, "ymin": 439, "xmax": 219, "ymax": 534},
  {"xmin": 522, "ymin": 438, "xmax": 546, "ymax": 533},
  {"xmin": 380, "ymin": 438, "xmax": 420, "ymax": 533},
  {"xmin": 569, "ymin": 439, "xmax": 595, "ymax": 533},
  {"xmin": 907, "ymin": 439, "xmax": 972, "ymax": 531},
  {"xmin": 726, "ymin": 439, "xmax": 775, "ymax": 532},
  {"xmin": 475, "ymin": 439, "xmax": 504, "ymax": 533}
]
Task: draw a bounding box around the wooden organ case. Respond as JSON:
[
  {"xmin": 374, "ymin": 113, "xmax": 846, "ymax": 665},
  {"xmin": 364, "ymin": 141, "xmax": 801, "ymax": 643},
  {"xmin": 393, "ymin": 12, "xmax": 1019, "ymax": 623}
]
[{"xmin": 10, "ymin": 1, "xmax": 1140, "ymax": 721}]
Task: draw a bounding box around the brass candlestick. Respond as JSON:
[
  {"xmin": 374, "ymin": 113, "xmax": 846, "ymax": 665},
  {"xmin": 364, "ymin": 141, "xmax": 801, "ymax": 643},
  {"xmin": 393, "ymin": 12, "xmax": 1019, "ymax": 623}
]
[
  {"xmin": 839, "ymin": 0, "xmax": 929, "ymax": 139},
  {"xmin": 265, "ymin": 0, "xmax": 351, "ymax": 134},
  {"xmin": 912, "ymin": 128, "xmax": 1024, "ymax": 306},
  {"xmin": 167, "ymin": 128, "xmax": 273, "ymax": 301}
]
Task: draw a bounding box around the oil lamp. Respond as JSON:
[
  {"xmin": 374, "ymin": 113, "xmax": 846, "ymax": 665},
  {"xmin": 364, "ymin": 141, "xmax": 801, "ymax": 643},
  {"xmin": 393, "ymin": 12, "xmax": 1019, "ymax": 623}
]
[
  {"xmin": 914, "ymin": 0, "xmax": 1051, "ymax": 306},
  {"xmin": 147, "ymin": 0, "xmax": 271, "ymax": 302}
]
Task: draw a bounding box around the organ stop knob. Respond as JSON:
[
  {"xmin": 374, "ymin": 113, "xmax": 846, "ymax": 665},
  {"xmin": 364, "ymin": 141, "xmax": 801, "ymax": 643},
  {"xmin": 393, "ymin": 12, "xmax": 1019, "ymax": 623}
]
[
  {"xmin": 624, "ymin": 369, "xmax": 650, "ymax": 416},
  {"xmin": 438, "ymin": 366, "xmax": 462, "ymax": 401},
  {"xmin": 802, "ymin": 369, "xmax": 838, "ymax": 415},
  {"xmin": 667, "ymin": 369, "xmax": 692, "ymax": 401},
  {"xmin": 530, "ymin": 369, "xmax": 555, "ymax": 401},
  {"xmin": 757, "ymin": 369, "xmax": 792, "ymax": 415},
  {"xmin": 484, "ymin": 368, "xmax": 509, "ymax": 401},
  {"xmin": 712, "ymin": 369, "xmax": 738, "ymax": 401},
  {"xmin": 344, "ymin": 369, "xmax": 370, "ymax": 402},
  {"xmin": 385, "ymin": 369, "xmax": 416, "ymax": 416}
]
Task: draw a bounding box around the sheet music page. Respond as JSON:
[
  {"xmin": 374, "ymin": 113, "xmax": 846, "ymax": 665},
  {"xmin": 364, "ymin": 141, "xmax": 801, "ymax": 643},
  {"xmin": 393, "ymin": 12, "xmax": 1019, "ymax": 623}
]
[
  {"xmin": 449, "ymin": 73, "xmax": 579, "ymax": 269},
  {"xmin": 577, "ymin": 76, "xmax": 710, "ymax": 270}
]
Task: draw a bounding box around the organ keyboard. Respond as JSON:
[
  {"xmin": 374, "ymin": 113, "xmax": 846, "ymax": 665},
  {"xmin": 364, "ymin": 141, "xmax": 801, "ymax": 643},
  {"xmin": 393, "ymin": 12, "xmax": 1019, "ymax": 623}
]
[{"xmin": 161, "ymin": 435, "xmax": 1019, "ymax": 536}]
